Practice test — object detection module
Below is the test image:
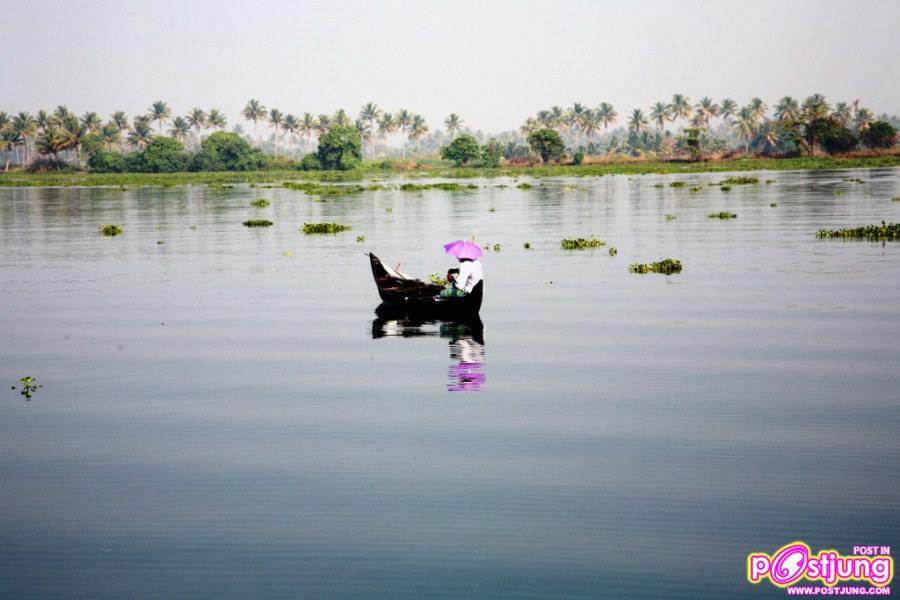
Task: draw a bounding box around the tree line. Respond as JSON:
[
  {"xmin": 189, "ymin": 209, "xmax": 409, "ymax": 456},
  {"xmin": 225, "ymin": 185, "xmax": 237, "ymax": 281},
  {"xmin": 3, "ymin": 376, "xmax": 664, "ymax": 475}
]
[{"xmin": 1, "ymin": 94, "xmax": 896, "ymax": 172}]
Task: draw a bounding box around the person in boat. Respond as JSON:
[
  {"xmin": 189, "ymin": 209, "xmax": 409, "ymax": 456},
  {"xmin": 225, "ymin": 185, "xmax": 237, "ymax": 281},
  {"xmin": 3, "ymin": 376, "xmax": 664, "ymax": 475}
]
[{"xmin": 439, "ymin": 257, "xmax": 483, "ymax": 298}]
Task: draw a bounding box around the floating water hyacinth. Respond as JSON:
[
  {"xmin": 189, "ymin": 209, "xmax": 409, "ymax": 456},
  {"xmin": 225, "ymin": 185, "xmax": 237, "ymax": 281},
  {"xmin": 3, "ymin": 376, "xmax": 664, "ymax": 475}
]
[
  {"xmin": 523, "ymin": 242, "xmax": 532, "ymax": 249},
  {"xmin": 250, "ymin": 199, "xmax": 270, "ymax": 208},
  {"xmin": 302, "ymin": 222, "xmax": 350, "ymax": 234},
  {"xmin": 356, "ymin": 235, "xmax": 366, "ymax": 242},
  {"xmin": 561, "ymin": 237, "xmax": 605, "ymax": 249},
  {"xmin": 99, "ymin": 224, "xmax": 123, "ymax": 236},
  {"xmin": 243, "ymin": 219, "xmax": 273, "ymax": 227},
  {"xmin": 708, "ymin": 211, "xmax": 738, "ymax": 219},
  {"xmin": 720, "ymin": 185, "xmax": 732, "ymax": 192},
  {"xmin": 517, "ymin": 182, "xmax": 534, "ymax": 189},
  {"xmin": 629, "ymin": 258, "xmax": 682, "ymax": 275},
  {"xmin": 13, "ymin": 376, "xmax": 42, "ymax": 400},
  {"xmin": 816, "ymin": 221, "xmax": 900, "ymax": 241},
  {"xmin": 719, "ymin": 176, "xmax": 759, "ymax": 185},
  {"xmin": 669, "ymin": 181, "xmax": 687, "ymax": 188},
  {"xmin": 665, "ymin": 214, "xmax": 677, "ymax": 221},
  {"xmin": 608, "ymin": 247, "xmax": 618, "ymax": 256}
]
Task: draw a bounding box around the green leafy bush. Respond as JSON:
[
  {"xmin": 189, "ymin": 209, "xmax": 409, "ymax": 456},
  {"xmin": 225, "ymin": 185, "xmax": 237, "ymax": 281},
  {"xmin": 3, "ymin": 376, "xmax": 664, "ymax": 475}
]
[
  {"xmin": 317, "ymin": 125, "xmax": 362, "ymax": 170},
  {"xmin": 440, "ymin": 134, "xmax": 481, "ymax": 166},
  {"xmin": 527, "ymin": 129, "xmax": 565, "ymax": 163},
  {"xmin": 192, "ymin": 132, "xmax": 268, "ymax": 171},
  {"xmin": 860, "ymin": 121, "xmax": 898, "ymax": 149}
]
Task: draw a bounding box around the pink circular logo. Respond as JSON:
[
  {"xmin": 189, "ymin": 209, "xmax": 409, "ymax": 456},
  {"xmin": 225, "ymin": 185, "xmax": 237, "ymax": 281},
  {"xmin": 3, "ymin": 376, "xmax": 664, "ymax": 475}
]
[{"xmin": 771, "ymin": 543, "xmax": 809, "ymax": 585}]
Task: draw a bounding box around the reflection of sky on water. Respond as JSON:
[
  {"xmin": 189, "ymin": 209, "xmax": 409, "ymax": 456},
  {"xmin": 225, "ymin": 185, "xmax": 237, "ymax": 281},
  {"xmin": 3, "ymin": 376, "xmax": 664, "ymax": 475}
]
[{"xmin": 372, "ymin": 314, "xmax": 486, "ymax": 392}]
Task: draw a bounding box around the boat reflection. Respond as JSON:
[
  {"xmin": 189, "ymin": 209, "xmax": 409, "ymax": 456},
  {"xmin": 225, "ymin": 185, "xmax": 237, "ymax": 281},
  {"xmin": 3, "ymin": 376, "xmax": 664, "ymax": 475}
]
[{"xmin": 372, "ymin": 304, "xmax": 485, "ymax": 392}]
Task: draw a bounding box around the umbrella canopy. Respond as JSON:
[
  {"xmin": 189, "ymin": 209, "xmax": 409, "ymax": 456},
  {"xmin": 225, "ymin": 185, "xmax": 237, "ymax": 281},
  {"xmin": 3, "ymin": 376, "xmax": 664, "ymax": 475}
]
[{"xmin": 443, "ymin": 239, "xmax": 483, "ymax": 260}]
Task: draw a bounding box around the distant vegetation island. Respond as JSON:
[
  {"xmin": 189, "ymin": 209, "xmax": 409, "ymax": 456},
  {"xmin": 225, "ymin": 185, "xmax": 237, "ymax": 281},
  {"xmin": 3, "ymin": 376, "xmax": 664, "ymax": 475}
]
[{"xmin": 0, "ymin": 95, "xmax": 897, "ymax": 176}]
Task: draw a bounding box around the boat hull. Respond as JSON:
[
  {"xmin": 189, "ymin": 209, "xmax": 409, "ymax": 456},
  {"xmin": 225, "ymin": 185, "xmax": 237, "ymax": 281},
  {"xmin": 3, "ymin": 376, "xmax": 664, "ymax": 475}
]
[{"xmin": 369, "ymin": 253, "xmax": 483, "ymax": 318}]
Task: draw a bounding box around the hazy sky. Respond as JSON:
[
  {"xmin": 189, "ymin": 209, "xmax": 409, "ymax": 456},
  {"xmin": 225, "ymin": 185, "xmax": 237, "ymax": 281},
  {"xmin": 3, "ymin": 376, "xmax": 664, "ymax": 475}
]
[{"xmin": 3, "ymin": 0, "xmax": 899, "ymax": 132}]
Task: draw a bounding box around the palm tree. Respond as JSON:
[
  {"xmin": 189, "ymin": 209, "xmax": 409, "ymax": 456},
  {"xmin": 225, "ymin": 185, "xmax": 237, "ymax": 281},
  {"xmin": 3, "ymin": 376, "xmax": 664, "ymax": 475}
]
[
  {"xmin": 355, "ymin": 118, "xmax": 373, "ymax": 154},
  {"xmin": 81, "ymin": 112, "xmax": 102, "ymax": 134},
  {"xmin": 719, "ymin": 98, "xmax": 737, "ymax": 121},
  {"xmin": 169, "ymin": 116, "xmax": 191, "ymax": 142},
  {"xmin": 112, "ymin": 111, "xmax": 129, "ymax": 133},
  {"xmin": 747, "ymin": 98, "xmax": 768, "ymax": 123},
  {"xmin": 774, "ymin": 96, "xmax": 800, "ymax": 122},
  {"xmin": 148, "ymin": 101, "xmax": 171, "ymax": 133},
  {"xmin": 832, "ymin": 102, "xmax": 852, "ymax": 126},
  {"xmin": 128, "ymin": 118, "xmax": 154, "ymax": 149},
  {"xmin": 669, "ymin": 94, "xmax": 692, "ymax": 124},
  {"xmin": 377, "ymin": 112, "xmax": 397, "ymax": 151},
  {"xmin": 282, "ymin": 114, "xmax": 299, "ymax": 156},
  {"xmin": 536, "ymin": 110, "xmax": 554, "ymax": 128},
  {"xmin": 315, "ymin": 114, "xmax": 331, "ymax": 135},
  {"xmin": 36, "ymin": 110, "xmax": 52, "ymax": 132},
  {"xmin": 359, "ymin": 102, "xmax": 381, "ymax": 129},
  {"xmin": 758, "ymin": 120, "xmax": 781, "ymax": 154},
  {"xmin": 802, "ymin": 94, "xmax": 830, "ymax": 120},
  {"xmin": 580, "ymin": 109, "xmax": 601, "ymax": 141},
  {"xmin": 242, "ymin": 99, "xmax": 267, "ymax": 146},
  {"xmin": 35, "ymin": 125, "xmax": 69, "ymax": 170},
  {"xmin": 58, "ymin": 113, "xmax": 87, "ymax": 167},
  {"xmin": 332, "ymin": 109, "xmax": 351, "ymax": 127},
  {"xmin": 650, "ymin": 102, "xmax": 670, "ymax": 131},
  {"xmin": 550, "ymin": 106, "xmax": 565, "ymax": 131},
  {"xmin": 695, "ymin": 97, "xmax": 719, "ymax": 127},
  {"xmin": 300, "ymin": 113, "xmax": 317, "ymax": 151},
  {"xmin": 408, "ymin": 114, "xmax": 428, "ymax": 152},
  {"xmin": 854, "ymin": 107, "xmax": 874, "ymax": 131},
  {"xmin": 187, "ymin": 108, "xmax": 206, "ymax": 146},
  {"xmin": 395, "ymin": 109, "xmax": 412, "ymax": 135},
  {"xmin": 359, "ymin": 103, "xmax": 381, "ymax": 157},
  {"xmin": 628, "ymin": 109, "xmax": 649, "ymax": 134},
  {"xmin": 207, "ymin": 108, "xmax": 227, "ymax": 131},
  {"xmin": 101, "ymin": 122, "xmax": 122, "ymax": 150},
  {"xmin": 520, "ymin": 117, "xmax": 538, "ymax": 137},
  {"xmin": 597, "ymin": 102, "xmax": 617, "ymax": 131},
  {"xmin": 268, "ymin": 109, "xmax": 283, "ymax": 155},
  {"xmin": 0, "ymin": 112, "xmax": 17, "ymax": 170},
  {"xmin": 12, "ymin": 112, "xmax": 37, "ymax": 166},
  {"xmin": 444, "ymin": 113, "xmax": 464, "ymax": 138},
  {"xmin": 53, "ymin": 105, "xmax": 72, "ymax": 123},
  {"xmin": 733, "ymin": 108, "xmax": 756, "ymax": 153}
]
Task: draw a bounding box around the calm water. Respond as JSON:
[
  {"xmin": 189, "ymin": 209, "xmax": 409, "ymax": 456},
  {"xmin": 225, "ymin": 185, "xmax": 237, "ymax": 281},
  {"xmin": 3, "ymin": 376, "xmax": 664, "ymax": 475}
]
[{"xmin": 1, "ymin": 169, "xmax": 899, "ymax": 598}]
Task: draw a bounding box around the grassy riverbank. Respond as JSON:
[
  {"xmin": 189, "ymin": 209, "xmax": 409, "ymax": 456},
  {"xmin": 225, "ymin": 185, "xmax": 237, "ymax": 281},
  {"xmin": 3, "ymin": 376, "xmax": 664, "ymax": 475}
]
[{"xmin": 2, "ymin": 154, "xmax": 899, "ymax": 187}]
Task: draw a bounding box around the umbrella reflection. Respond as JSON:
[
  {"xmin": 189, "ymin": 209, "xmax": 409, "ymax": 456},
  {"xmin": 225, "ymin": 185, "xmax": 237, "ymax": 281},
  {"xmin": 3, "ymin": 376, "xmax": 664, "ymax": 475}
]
[{"xmin": 371, "ymin": 305, "xmax": 485, "ymax": 392}]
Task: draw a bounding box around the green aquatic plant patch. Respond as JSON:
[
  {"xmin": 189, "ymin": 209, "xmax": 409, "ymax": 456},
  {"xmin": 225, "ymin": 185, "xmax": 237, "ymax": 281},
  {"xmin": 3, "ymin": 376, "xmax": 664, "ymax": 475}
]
[
  {"xmin": 708, "ymin": 211, "xmax": 738, "ymax": 219},
  {"xmin": 816, "ymin": 222, "xmax": 900, "ymax": 241},
  {"xmin": 302, "ymin": 222, "xmax": 350, "ymax": 234},
  {"xmin": 719, "ymin": 176, "xmax": 759, "ymax": 185},
  {"xmin": 250, "ymin": 199, "xmax": 270, "ymax": 208},
  {"xmin": 629, "ymin": 258, "xmax": 682, "ymax": 274},
  {"xmin": 561, "ymin": 237, "xmax": 606, "ymax": 249},
  {"xmin": 243, "ymin": 219, "xmax": 273, "ymax": 227},
  {"xmin": 99, "ymin": 224, "xmax": 123, "ymax": 236}
]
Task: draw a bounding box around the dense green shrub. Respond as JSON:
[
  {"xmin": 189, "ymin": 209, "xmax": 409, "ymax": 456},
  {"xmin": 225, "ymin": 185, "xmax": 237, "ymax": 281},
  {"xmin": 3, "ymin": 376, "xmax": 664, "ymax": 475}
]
[
  {"xmin": 299, "ymin": 153, "xmax": 321, "ymax": 170},
  {"xmin": 440, "ymin": 134, "xmax": 481, "ymax": 166},
  {"xmin": 480, "ymin": 138, "xmax": 503, "ymax": 168},
  {"xmin": 860, "ymin": 121, "xmax": 897, "ymax": 149},
  {"xmin": 820, "ymin": 122, "xmax": 858, "ymax": 154},
  {"xmin": 527, "ymin": 129, "xmax": 565, "ymax": 163},
  {"xmin": 192, "ymin": 132, "xmax": 268, "ymax": 171},
  {"xmin": 139, "ymin": 137, "xmax": 190, "ymax": 172},
  {"xmin": 87, "ymin": 150, "xmax": 125, "ymax": 172},
  {"xmin": 317, "ymin": 125, "xmax": 362, "ymax": 170},
  {"xmin": 572, "ymin": 148, "xmax": 585, "ymax": 165}
]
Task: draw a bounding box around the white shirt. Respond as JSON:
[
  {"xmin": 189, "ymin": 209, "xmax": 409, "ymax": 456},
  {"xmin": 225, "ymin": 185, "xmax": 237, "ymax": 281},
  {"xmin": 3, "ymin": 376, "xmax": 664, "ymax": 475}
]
[{"xmin": 455, "ymin": 260, "xmax": 483, "ymax": 293}]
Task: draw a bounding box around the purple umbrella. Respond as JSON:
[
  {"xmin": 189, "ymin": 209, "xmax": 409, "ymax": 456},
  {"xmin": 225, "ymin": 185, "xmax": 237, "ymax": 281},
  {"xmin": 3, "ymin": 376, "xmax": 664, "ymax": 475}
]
[{"xmin": 443, "ymin": 239, "xmax": 483, "ymax": 260}]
